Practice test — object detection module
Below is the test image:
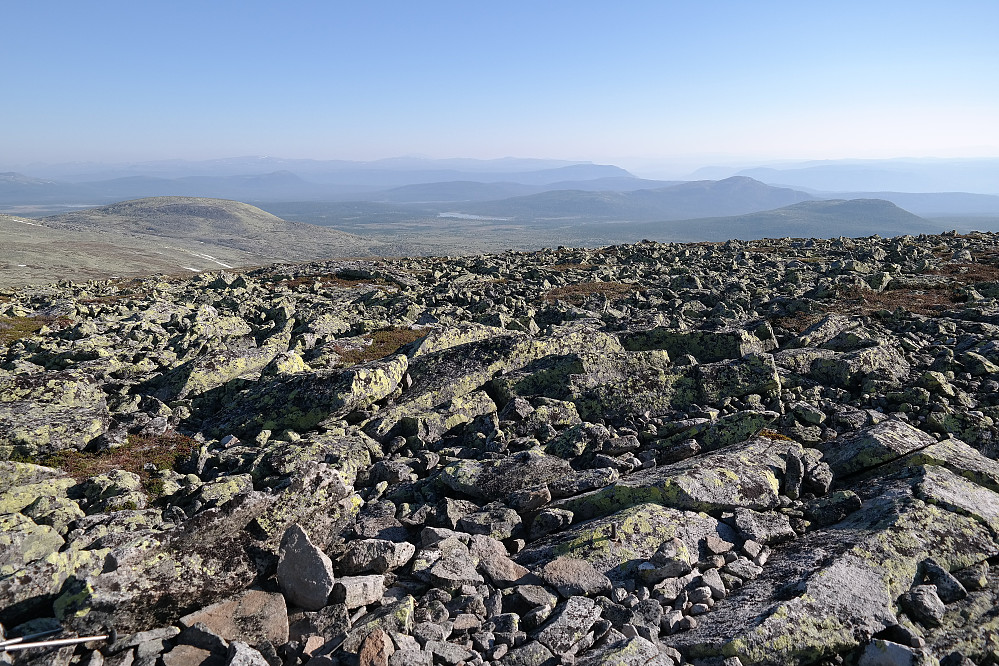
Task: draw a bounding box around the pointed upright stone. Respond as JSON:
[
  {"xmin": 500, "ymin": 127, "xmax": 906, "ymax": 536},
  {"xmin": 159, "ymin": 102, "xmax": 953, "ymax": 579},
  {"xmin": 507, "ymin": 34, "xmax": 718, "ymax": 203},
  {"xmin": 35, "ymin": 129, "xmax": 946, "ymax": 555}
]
[{"xmin": 277, "ymin": 524, "xmax": 335, "ymax": 611}]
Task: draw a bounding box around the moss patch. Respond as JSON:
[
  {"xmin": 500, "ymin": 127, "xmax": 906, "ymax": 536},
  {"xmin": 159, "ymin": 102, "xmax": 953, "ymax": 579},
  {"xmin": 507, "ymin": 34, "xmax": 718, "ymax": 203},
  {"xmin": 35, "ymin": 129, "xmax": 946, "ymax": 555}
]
[{"xmin": 0, "ymin": 315, "xmax": 74, "ymax": 345}]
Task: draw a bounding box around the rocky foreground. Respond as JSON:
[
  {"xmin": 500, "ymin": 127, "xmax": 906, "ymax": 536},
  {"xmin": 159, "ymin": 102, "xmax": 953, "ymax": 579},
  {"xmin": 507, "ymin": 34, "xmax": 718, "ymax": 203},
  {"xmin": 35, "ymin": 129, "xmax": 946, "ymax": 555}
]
[{"xmin": 4, "ymin": 232, "xmax": 999, "ymax": 666}]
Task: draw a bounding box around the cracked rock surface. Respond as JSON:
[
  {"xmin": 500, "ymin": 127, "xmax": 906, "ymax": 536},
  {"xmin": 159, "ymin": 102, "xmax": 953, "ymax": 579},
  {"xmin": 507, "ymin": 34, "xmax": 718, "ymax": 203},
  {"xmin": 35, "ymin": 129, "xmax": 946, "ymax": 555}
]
[{"xmin": 3, "ymin": 234, "xmax": 999, "ymax": 665}]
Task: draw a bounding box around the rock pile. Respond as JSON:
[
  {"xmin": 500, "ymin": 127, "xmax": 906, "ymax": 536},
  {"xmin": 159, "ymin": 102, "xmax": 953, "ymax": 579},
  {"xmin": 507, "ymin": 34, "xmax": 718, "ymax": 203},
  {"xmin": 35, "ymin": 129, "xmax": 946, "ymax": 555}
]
[{"xmin": 4, "ymin": 232, "xmax": 999, "ymax": 665}]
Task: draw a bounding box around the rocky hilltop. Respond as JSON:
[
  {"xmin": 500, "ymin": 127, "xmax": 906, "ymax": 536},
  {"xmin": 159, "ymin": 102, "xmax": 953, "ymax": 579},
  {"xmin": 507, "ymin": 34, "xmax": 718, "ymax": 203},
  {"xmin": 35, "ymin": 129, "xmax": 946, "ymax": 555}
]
[{"xmin": 3, "ymin": 232, "xmax": 999, "ymax": 666}]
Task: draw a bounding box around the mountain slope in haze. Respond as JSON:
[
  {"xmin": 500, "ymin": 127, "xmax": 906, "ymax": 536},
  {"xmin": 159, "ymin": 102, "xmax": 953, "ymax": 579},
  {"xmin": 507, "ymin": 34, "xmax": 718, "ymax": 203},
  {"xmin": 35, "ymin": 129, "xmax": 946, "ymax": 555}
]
[
  {"xmin": 615, "ymin": 199, "xmax": 942, "ymax": 242},
  {"xmin": 814, "ymin": 191, "xmax": 999, "ymax": 217},
  {"xmin": 0, "ymin": 213, "xmax": 271, "ymax": 288},
  {"xmin": 372, "ymin": 181, "xmax": 539, "ymax": 203},
  {"xmin": 78, "ymin": 171, "xmax": 330, "ymax": 201},
  {"xmin": 457, "ymin": 176, "xmax": 815, "ymax": 221},
  {"xmin": 370, "ymin": 177, "xmax": 682, "ymax": 204},
  {"xmin": 42, "ymin": 197, "xmax": 382, "ymax": 261}
]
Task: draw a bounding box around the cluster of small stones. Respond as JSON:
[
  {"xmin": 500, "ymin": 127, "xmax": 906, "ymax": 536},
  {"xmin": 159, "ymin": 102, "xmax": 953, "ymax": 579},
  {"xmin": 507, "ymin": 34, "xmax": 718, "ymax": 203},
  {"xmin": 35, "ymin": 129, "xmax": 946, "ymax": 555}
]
[{"xmin": 5, "ymin": 232, "xmax": 999, "ymax": 666}]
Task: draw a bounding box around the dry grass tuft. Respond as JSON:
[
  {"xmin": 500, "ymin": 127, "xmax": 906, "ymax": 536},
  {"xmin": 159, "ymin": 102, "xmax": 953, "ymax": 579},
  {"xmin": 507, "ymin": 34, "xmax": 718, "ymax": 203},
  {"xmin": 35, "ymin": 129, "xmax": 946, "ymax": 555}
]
[
  {"xmin": 831, "ymin": 286, "xmax": 961, "ymax": 317},
  {"xmin": 543, "ymin": 281, "xmax": 637, "ymax": 305},
  {"xmin": 759, "ymin": 429, "xmax": 795, "ymax": 442},
  {"xmin": 41, "ymin": 432, "xmax": 198, "ymax": 494},
  {"xmin": 925, "ymin": 261, "xmax": 999, "ymax": 284},
  {"xmin": 769, "ymin": 311, "xmax": 825, "ymax": 334},
  {"xmin": 333, "ymin": 327, "xmax": 427, "ymax": 366}
]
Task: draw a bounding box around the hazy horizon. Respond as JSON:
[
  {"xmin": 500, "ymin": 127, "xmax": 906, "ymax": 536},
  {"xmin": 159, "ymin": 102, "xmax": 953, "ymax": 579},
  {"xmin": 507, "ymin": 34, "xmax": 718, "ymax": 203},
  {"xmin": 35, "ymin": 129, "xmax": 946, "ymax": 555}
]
[
  {"xmin": 5, "ymin": 154, "xmax": 999, "ymax": 186},
  {"xmin": 3, "ymin": 1, "xmax": 997, "ymax": 170}
]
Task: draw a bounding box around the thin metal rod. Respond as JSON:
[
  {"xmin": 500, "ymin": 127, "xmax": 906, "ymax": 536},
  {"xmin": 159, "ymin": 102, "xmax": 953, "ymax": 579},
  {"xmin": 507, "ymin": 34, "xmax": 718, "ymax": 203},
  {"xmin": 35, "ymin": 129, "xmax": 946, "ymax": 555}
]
[
  {"xmin": 2, "ymin": 634, "xmax": 109, "ymax": 652},
  {"xmin": 0, "ymin": 629, "xmax": 63, "ymax": 649}
]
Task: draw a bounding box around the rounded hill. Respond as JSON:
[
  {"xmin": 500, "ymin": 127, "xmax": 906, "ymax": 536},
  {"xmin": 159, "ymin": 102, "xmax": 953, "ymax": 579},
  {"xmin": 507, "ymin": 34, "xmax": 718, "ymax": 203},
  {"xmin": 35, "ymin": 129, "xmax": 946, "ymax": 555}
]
[{"xmin": 43, "ymin": 196, "xmax": 383, "ymax": 261}]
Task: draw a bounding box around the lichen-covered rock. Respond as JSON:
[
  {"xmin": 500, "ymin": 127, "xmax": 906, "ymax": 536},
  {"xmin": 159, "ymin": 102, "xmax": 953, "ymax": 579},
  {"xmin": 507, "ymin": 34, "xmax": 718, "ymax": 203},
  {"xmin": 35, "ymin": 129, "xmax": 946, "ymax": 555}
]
[
  {"xmin": 0, "ymin": 512, "xmax": 65, "ymax": 575},
  {"xmin": 0, "ymin": 472, "xmax": 77, "ymax": 515},
  {"xmin": 576, "ymin": 635, "xmax": 674, "ymax": 666},
  {"xmin": 535, "ymin": 595, "xmax": 603, "ymax": 656},
  {"xmin": 6, "ymin": 234, "xmax": 999, "ymax": 665},
  {"xmin": 555, "ymin": 436, "xmax": 799, "ymax": 518},
  {"xmin": 622, "ymin": 325, "xmax": 774, "ymax": 362},
  {"xmin": 0, "ymin": 546, "xmax": 110, "ymax": 625},
  {"xmin": 673, "ymin": 474, "xmax": 998, "ymax": 665},
  {"xmin": 156, "ymin": 335, "xmax": 289, "ymax": 400},
  {"xmin": 819, "ymin": 420, "xmax": 937, "ymax": 478},
  {"xmin": 210, "ymin": 354, "xmax": 408, "ymax": 438},
  {"xmin": 399, "ymin": 324, "xmax": 624, "ymax": 414},
  {"xmin": 0, "ymin": 461, "xmax": 68, "ymax": 494},
  {"xmin": 0, "ymin": 371, "xmax": 110, "ymax": 456},
  {"xmin": 263, "ymin": 431, "xmax": 380, "ymax": 485},
  {"xmin": 82, "ymin": 469, "xmax": 149, "ymax": 512},
  {"xmin": 696, "ymin": 353, "xmax": 782, "ymax": 404},
  {"xmin": 340, "ymin": 595, "xmax": 415, "ymax": 654},
  {"xmin": 518, "ymin": 503, "xmax": 734, "ymax": 583},
  {"xmin": 809, "ymin": 343, "xmax": 910, "ymax": 389},
  {"xmin": 490, "ymin": 348, "xmax": 698, "ymax": 420},
  {"xmin": 439, "ymin": 449, "xmax": 572, "ymax": 502}
]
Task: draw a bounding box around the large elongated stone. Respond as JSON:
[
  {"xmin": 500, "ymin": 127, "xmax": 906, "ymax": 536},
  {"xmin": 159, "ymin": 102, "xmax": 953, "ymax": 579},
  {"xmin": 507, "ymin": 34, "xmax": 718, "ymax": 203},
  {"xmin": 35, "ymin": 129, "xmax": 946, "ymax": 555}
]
[
  {"xmin": 210, "ymin": 354, "xmax": 408, "ymax": 438},
  {"xmin": 555, "ymin": 437, "xmax": 798, "ymax": 518}
]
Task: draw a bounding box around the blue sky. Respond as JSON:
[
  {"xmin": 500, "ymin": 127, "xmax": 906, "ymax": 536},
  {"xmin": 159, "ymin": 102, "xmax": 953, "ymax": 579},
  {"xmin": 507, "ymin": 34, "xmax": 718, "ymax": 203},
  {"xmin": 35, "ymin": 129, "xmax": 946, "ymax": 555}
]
[{"xmin": 4, "ymin": 1, "xmax": 998, "ymax": 170}]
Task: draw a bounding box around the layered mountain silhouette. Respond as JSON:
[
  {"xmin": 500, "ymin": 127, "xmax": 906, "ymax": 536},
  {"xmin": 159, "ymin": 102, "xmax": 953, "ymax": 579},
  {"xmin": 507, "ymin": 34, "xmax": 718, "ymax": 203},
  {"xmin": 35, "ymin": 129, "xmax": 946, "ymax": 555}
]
[{"xmin": 449, "ymin": 177, "xmax": 815, "ymax": 221}]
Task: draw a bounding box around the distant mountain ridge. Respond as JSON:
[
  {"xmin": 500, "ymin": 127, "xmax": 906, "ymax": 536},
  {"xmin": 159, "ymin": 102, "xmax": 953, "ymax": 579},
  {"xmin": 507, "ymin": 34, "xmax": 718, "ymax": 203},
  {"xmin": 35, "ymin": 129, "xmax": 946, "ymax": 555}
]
[
  {"xmin": 457, "ymin": 176, "xmax": 815, "ymax": 221},
  {"xmin": 689, "ymin": 158, "xmax": 999, "ymax": 195},
  {"xmin": 0, "ymin": 161, "xmax": 637, "ymax": 207}
]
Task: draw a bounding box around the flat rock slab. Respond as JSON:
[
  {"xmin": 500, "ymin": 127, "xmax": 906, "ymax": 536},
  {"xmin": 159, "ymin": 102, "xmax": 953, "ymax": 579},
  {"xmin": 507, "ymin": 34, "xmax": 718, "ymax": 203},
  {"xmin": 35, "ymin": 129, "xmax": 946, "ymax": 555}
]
[
  {"xmin": 180, "ymin": 589, "xmax": 289, "ymax": 646},
  {"xmin": 541, "ymin": 557, "xmax": 611, "ymax": 598},
  {"xmin": 439, "ymin": 449, "xmax": 572, "ymax": 502},
  {"xmin": 575, "ymin": 636, "xmax": 670, "ymax": 666},
  {"xmin": 0, "ymin": 513, "xmax": 64, "ymax": 575},
  {"xmin": 914, "ymin": 464, "xmax": 999, "ymax": 533},
  {"xmin": 332, "ymin": 574, "xmax": 386, "ymax": 609},
  {"xmin": 900, "ymin": 436, "xmax": 999, "ymax": 492},
  {"xmin": 162, "ymin": 644, "xmax": 221, "ymax": 666},
  {"xmin": 555, "ymin": 437, "xmax": 798, "ymax": 519},
  {"xmin": 819, "ymin": 420, "xmax": 936, "ymax": 478},
  {"xmin": 518, "ymin": 502, "xmax": 733, "ymax": 583},
  {"xmin": 339, "ymin": 538, "xmax": 416, "ymax": 574}
]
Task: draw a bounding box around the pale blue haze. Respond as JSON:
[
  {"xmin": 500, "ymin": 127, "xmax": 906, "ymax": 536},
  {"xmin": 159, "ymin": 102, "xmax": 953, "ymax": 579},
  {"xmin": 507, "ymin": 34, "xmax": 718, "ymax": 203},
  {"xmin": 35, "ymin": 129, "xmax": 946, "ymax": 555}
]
[{"xmin": 3, "ymin": 1, "xmax": 997, "ymax": 170}]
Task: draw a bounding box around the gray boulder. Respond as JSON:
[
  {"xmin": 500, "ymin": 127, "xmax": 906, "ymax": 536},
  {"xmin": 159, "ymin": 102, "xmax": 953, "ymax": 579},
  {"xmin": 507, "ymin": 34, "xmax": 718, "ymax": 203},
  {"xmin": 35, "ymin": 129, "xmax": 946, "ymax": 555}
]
[{"xmin": 277, "ymin": 524, "xmax": 336, "ymax": 611}]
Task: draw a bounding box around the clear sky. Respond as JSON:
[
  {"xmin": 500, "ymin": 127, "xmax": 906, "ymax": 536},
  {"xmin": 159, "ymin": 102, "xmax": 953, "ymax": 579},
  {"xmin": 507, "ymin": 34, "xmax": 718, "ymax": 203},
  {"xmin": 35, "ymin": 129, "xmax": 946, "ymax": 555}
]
[{"xmin": 4, "ymin": 1, "xmax": 998, "ymax": 169}]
